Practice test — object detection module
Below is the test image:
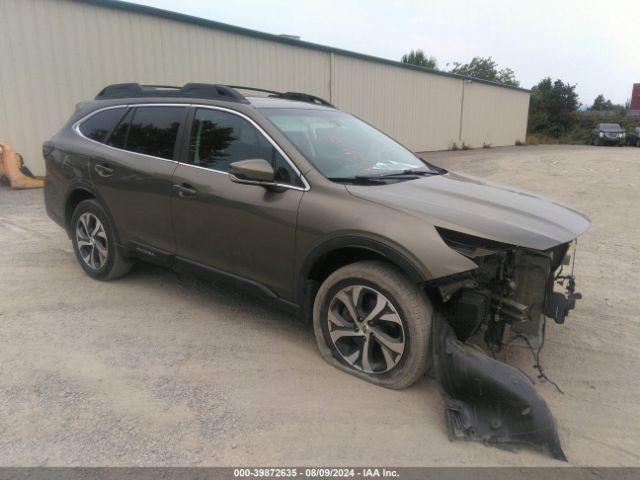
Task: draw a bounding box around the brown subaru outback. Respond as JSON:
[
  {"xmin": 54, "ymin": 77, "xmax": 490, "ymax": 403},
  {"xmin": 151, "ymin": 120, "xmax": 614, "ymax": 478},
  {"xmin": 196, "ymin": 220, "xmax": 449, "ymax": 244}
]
[{"xmin": 44, "ymin": 83, "xmax": 589, "ymax": 459}]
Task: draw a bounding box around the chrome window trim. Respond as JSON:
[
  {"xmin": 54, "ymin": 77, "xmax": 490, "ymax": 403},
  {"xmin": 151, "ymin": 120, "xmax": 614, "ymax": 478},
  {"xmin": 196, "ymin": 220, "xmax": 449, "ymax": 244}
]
[
  {"xmin": 177, "ymin": 162, "xmax": 307, "ymax": 192},
  {"xmin": 72, "ymin": 103, "xmax": 310, "ymax": 191},
  {"xmin": 72, "ymin": 105, "xmax": 183, "ymax": 164}
]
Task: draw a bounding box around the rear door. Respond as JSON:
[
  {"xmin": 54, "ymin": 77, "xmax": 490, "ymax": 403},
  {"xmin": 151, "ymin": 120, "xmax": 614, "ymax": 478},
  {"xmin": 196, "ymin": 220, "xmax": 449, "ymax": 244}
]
[
  {"xmin": 170, "ymin": 106, "xmax": 306, "ymax": 299},
  {"xmin": 89, "ymin": 105, "xmax": 188, "ymax": 253}
]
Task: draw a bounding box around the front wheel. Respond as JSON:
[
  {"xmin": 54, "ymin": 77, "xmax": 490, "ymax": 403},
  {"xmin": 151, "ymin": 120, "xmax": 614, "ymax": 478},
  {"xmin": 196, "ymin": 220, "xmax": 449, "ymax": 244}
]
[{"xmin": 312, "ymin": 260, "xmax": 432, "ymax": 389}]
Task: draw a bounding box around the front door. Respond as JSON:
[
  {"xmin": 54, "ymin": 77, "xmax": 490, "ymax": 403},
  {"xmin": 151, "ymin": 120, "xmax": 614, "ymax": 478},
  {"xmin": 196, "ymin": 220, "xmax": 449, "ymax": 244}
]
[
  {"xmin": 171, "ymin": 106, "xmax": 306, "ymax": 299},
  {"xmin": 90, "ymin": 105, "xmax": 187, "ymax": 253}
]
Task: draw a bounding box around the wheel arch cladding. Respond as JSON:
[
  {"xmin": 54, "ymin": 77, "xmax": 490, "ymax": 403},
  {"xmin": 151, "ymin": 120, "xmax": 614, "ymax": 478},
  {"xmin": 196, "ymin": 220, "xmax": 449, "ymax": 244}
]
[
  {"xmin": 65, "ymin": 189, "xmax": 121, "ymax": 247},
  {"xmin": 64, "ymin": 187, "xmax": 95, "ymax": 232},
  {"xmin": 298, "ymin": 237, "xmax": 427, "ymax": 304}
]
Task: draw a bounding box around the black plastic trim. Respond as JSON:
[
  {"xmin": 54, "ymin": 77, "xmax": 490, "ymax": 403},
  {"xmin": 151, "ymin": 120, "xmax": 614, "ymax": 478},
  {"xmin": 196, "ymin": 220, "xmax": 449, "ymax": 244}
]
[
  {"xmin": 127, "ymin": 242, "xmax": 175, "ymax": 267},
  {"xmin": 63, "ymin": 184, "xmax": 98, "ymax": 232},
  {"xmin": 431, "ymin": 316, "xmax": 567, "ymax": 460},
  {"xmin": 175, "ymin": 257, "xmax": 279, "ymax": 300},
  {"xmin": 95, "ymin": 82, "xmax": 250, "ymax": 103},
  {"xmin": 297, "ymin": 236, "xmax": 427, "ymax": 304}
]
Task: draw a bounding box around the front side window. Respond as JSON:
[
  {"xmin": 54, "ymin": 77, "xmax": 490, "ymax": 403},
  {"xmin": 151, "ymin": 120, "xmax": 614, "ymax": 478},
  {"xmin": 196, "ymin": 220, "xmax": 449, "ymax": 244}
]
[
  {"xmin": 188, "ymin": 108, "xmax": 302, "ymax": 187},
  {"xmin": 124, "ymin": 106, "xmax": 185, "ymax": 160},
  {"xmin": 79, "ymin": 107, "xmax": 127, "ymax": 143},
  {"xmin": 259, "ymin": 108, "xmax": 438, "ymax": 180}
]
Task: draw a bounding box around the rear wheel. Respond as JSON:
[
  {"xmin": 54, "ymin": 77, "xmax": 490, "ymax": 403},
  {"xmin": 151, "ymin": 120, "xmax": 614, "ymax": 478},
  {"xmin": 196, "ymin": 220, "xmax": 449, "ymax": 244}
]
[
  {"xmin": 312, "ymin": 260, "xmax": 432, "ymax": 389},
  {"xmin": 71, "ymin": 199, "xmax": 132, "ymax": 280}
]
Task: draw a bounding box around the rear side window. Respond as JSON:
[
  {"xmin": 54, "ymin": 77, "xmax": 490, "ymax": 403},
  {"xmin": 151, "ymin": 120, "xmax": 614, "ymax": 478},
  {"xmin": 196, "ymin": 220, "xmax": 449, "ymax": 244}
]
[
  {"xmin": 106, "ymin": 108, "xmax": 133, "ymax": 149},
  {"xmin": 79, "ymin": 108, "xmax": 127, "ymax": 143},
  {"xmin": 104, "ymin": 106, "xmax": 185, "ymax": 159},
  {"xmin": 125, "ymin": 106, "xmax": 185, "ymax": 160}
]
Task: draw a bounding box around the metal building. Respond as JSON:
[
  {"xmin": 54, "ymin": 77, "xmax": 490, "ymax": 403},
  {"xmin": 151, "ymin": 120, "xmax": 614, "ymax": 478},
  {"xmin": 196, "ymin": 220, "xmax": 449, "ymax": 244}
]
[
  {"xmin": 630, "ymin": 83, "xmax": 640, "ymax": 117},
  {"xmin": 0, "ymin": 0, "xmax": 531, "ymax": 176}
]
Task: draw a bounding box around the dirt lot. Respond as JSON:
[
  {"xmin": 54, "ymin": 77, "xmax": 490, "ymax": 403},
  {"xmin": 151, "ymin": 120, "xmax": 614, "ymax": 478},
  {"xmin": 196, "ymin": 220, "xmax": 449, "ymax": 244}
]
[{"xmin": 1, "ymin": 145, "xmax": 639, "ymax": 467}]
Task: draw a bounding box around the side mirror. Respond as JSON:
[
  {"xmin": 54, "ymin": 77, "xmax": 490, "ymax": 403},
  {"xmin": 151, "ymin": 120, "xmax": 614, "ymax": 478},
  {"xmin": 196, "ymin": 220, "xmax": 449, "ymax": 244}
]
[{"xmin": 229, "ymin": 159, "xmax": 275, "ymax": 184}]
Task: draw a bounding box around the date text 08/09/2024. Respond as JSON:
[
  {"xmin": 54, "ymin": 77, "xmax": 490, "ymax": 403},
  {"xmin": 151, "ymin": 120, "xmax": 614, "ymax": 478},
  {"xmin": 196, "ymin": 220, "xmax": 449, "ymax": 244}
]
[{"xmin": 233, "ymin": 468, "xmax": 400, "ymax": 478}]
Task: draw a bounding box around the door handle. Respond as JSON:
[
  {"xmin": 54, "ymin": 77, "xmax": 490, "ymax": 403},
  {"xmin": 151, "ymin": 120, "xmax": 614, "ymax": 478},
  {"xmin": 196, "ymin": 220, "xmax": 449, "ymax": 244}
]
[
  {"xmin": 94, "ymin": 163, "xmax": 114, "ymax": 177},
  {"xmin": 173, "ymin": 183, "xmax": 197, "ymax": 197}
]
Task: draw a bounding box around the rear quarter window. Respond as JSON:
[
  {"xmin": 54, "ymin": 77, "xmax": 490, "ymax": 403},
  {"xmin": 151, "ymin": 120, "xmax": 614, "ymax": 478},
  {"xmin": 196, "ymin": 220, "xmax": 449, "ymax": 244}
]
[{"xmin": 79, "ymin": 108, "xmax": 127, "ymax": 143}]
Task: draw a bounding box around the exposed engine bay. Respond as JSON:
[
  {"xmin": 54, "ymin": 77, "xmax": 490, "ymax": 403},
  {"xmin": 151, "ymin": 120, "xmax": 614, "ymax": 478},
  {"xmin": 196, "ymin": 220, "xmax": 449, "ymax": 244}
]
[
  {"xmin": 433, "ymin": 227, "xmax": 580, "ymax": 353},
  {"xmin": 427, "ymin": 228, "xmax": 583, "ymax": 460}
]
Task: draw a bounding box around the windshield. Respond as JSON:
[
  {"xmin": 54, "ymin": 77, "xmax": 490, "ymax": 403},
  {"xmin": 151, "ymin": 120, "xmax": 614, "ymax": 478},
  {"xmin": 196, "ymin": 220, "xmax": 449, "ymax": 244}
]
[
  {"xmin": 599, "ymin": 123, "xmax": 622, "ymax": 131},
  {"xmin": 259, "ymin": 108, "xmax": 439, "ymax": 179}
]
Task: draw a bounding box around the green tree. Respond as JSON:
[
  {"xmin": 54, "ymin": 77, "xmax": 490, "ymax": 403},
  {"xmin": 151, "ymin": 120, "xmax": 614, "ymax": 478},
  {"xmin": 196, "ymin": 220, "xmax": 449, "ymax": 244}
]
[
  {"xmin": 401, "ymin": 49, "xmax": 437, "ymax": 69},
  {"xmin": 528, "ymin": 77, "xmax": 580, "ymax": 137},
  {"xmin": 450, "ymin": 56, "xmax": 520, "ymax": 87},
  {"xmin": 589, "ymin": 94, "xmax": 626, "ymax": 115},
  {"xmin": 589, "ymin": 94, "xmax": 614, "ymax": 111}
]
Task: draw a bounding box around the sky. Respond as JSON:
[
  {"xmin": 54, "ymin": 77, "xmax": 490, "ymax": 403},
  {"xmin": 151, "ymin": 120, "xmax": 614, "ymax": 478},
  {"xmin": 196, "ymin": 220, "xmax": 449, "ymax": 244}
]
[{"xmin": 131, "ymin": 0, "xmax": 638, "ymax": 106}]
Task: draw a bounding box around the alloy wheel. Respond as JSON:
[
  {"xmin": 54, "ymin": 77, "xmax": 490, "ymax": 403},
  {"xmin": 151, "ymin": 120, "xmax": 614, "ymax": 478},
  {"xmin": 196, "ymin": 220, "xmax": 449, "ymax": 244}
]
[
  {"xmin": 327, "ymin": 285, "xmax": 405, "ymax": 374},
  {"xmin": 75, "ymin": 212, "xmax": 108, "ymax": 270}
]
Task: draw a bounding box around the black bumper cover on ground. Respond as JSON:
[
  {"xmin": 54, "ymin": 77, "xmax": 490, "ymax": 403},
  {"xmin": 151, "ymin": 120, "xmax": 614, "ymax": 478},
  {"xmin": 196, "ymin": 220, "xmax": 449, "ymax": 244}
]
[{"xmin": 432, "ymin": 317, "xmax": 567, "ymax": 461}]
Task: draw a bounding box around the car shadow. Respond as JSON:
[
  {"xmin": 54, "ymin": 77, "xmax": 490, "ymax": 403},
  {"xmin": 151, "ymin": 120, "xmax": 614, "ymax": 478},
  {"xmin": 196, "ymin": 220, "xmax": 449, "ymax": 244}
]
[
  {"xmin": 118, "ymin": 260, "xmax": 437, "ymax": 391},
  {"xmin": 124, "ymin": 259, "xmax": 313, "ymax": 333}
]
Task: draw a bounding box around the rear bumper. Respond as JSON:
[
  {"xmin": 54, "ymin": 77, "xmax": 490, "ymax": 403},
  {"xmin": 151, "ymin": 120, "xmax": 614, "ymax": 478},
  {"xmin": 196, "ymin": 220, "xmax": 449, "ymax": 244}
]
[
  {"xmin": 43, "ymin": 176, "xmax": 66, "ymax": 231},
  {"xmin": 45, "ymin": 202, "xmax": 65, "ymax": 230}
]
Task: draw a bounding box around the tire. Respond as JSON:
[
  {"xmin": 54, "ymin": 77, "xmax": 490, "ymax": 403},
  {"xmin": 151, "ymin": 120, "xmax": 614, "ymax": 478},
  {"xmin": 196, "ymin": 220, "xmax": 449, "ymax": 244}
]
[
  {"xmin": 312, "ymin": 260, "xmax": 432, "ymax": 389},
  {"xmin": 70, "ymin": 199, "xmax": 132, "ymax": 280}
]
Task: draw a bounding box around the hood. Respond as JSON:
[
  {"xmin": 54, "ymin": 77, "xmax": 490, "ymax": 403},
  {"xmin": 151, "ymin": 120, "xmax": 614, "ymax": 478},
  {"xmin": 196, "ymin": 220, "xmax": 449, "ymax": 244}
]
[{"xmin": 346, "ymin": 172, "xmax": 590, "ymax": 251}]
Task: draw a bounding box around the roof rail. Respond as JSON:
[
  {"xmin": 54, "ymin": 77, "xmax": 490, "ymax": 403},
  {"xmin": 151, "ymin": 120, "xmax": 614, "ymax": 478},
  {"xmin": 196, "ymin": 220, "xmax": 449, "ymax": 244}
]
[
  {"xmin": 95, "ymin": 82, "xmax": 334, "ymax": 107},
  {"xmin": 227, "ymin": 85, "xmax": 281, "ymax": 96},
  {"xmin": 95, "ymin": 82, "xmax": 249, "ymax": 103},
  {"xmin": 228, "ymin": 85, "xmax": 334, "ymax": 107}
]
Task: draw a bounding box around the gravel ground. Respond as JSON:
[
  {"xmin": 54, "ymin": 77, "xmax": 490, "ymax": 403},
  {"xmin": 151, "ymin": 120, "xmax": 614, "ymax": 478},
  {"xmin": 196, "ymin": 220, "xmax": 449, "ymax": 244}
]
[{"xmin": 0, "ymin": 144, "xmax": 639, "ymax": 466}]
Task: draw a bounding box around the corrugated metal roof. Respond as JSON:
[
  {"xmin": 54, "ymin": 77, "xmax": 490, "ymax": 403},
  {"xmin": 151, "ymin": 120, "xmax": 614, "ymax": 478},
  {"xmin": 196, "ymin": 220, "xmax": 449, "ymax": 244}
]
[{"xmin": 81, "ymin": 0, "xmax": 530, "ymax": 93}]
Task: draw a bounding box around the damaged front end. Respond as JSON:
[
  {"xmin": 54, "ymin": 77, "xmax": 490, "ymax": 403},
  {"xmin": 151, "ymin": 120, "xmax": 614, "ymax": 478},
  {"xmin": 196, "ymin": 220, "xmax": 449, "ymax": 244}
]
[
  {"xmin": 428, "ymin": 228, "xmax": 583, "ymax": 460},
  {"xmin": 431, "ymin": 318, "xmax": 567, "ymax": 460}
]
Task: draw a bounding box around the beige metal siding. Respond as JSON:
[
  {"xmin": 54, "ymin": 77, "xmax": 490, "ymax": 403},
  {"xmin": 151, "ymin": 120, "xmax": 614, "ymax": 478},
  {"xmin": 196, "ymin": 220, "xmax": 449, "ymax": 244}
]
[
  {"xmin": 0, "ymin": 0, "xmax": 330, "ymax": 175},
  {"xmin": 0, "ymin": 0, "xmax": 529, "ymax": 176},
  {"xmin": 460, "ymin": 81, "xmax": 530, "ymax": 148},
  {"xmin": 331, "ymin": 54, "xmax": 463, "ymax": 151}
]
